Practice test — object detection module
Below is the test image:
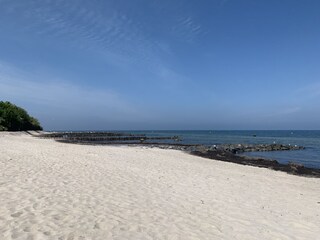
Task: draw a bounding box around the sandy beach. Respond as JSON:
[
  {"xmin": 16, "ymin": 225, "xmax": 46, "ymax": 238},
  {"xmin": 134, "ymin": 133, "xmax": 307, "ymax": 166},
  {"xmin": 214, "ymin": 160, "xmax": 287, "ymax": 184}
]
[{"xmin": 0, "ymin": 132, "xmax": 319, "ymax": 240}]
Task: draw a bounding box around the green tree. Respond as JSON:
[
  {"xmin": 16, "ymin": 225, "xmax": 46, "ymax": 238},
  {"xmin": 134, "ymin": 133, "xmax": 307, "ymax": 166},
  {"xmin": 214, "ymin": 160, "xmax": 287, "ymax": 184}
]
[{"xmin": 0, "ymin": 101, "xmax": 43, "ymax": 131}]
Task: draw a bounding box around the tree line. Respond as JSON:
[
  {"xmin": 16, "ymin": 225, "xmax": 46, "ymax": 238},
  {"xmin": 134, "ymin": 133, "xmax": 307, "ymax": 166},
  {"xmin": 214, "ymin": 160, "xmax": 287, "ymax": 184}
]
[{"xmin": 0, "ymin": 101, "xmax": 42, "ymax": 131}]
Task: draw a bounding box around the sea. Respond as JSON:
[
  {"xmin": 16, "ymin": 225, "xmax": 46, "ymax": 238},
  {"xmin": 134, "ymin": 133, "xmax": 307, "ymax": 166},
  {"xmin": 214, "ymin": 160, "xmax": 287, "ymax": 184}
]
[{"xmin": 128, "ymin": 130, "xmax": 320, "ymax": 169}]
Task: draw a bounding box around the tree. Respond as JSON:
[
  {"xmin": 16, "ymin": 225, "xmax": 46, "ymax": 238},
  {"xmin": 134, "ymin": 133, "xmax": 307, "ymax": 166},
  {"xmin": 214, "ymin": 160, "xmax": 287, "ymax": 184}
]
[{"xmin": 0, "ymin": 101, "xmax": 43, "ymax": 131}]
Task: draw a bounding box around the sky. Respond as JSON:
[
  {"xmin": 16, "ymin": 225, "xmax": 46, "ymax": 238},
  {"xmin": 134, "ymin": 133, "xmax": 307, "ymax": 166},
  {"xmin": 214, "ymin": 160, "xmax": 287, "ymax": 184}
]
[{"xmin": 0, "ymin": 0, "xmax": 319, "ymax": 130}]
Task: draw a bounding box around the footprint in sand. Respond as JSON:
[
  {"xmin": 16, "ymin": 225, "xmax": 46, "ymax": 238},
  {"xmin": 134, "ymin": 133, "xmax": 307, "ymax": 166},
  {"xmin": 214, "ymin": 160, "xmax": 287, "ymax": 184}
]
[{"xmin": 11, "ymin": 211, "xmax": 23, "ymax": 218}]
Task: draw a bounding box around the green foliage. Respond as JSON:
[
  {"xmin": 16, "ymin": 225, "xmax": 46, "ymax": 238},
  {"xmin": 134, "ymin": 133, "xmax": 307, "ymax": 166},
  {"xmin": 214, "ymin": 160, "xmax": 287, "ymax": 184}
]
[{"xmin": 0, "ymin": 101, "xmax": 43, "ymax": 131}]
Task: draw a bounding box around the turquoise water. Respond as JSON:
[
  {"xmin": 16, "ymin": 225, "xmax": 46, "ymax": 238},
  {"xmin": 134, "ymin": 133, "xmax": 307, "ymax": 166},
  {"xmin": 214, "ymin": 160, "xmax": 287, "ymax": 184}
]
[{"xmin": 128, "ymin": 130, "xmax": 320, "ymax": 169}]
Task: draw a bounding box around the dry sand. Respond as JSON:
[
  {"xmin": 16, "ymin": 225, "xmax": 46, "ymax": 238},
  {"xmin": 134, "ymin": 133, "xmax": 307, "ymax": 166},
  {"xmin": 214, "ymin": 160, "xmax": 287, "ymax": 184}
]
[{"xmin": 0, "ymin": 132, "xmax": 319, "ymax": 240}]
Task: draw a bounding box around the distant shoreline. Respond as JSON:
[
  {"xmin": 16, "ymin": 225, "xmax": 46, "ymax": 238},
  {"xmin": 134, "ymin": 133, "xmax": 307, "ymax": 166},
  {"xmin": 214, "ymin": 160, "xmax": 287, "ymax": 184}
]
[
  {"xmin": 35, "ymin": 131, "xmax": 320, "ymax": 177},
  {"xmin": 3, "ymin": 130, "xmax": 320, "ymax": 177}
]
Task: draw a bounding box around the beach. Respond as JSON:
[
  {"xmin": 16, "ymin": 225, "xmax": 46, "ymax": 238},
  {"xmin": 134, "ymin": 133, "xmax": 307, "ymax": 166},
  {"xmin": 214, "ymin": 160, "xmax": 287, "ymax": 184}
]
[{"xmin": 0, "ymin": 132, "xmax": 319, "ymax": 240}]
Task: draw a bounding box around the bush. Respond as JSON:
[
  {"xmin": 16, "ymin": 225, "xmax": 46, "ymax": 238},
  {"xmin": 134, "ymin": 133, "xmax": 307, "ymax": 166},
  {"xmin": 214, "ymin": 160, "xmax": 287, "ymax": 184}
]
[{"xmin": 0, "ymin": 101, "xmax": 43, "ymax": 131}]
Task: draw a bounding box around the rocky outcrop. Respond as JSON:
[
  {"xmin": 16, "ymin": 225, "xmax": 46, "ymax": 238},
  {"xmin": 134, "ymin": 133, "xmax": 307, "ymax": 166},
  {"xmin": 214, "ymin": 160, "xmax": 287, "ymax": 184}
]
[
  {"xmin": 38, "ymin": 132, "xmax": 181, "ymax": 144},
  {"xmin": 141, "ymin": 144, "xmax": 320, "ymax": 177},
  {"xmin": 190, "ymin": 148, "xmax": 320, "ymax": 178},
  {"xmin": 216, "ymin": 144, "xmax": 304, "ymax": 154}
]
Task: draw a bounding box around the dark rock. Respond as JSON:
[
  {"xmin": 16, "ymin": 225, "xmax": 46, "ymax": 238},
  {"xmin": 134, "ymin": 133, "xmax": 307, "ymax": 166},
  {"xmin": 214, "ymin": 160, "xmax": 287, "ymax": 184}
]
[
  {"xmin": 217, "ymin": 143, "xmax": 304, "ymax": 153},
  {"xmin": 191, "ymin": 149, "xmax": 320, "ymax": 178},
  {"xmin": 288, "ymin": 162, "xmax": 305, "ymax": 174}
]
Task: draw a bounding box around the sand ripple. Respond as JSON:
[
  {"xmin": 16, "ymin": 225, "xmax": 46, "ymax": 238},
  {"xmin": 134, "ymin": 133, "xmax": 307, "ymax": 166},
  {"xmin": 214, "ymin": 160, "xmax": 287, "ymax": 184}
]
[{"xmin": 0, "ymin": 133, "xmax": 319, "ymax": 239}]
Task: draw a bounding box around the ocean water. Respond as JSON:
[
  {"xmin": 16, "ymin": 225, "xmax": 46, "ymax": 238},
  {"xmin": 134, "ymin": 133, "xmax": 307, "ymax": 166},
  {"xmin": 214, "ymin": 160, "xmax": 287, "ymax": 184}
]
[{"xmin": 128, "ymin": 130, "xmax": 320, "ymax": 169}]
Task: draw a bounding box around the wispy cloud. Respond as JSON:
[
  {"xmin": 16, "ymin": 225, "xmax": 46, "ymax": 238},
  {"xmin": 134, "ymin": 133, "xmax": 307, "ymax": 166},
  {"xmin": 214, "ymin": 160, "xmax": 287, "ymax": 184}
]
[
  {"xmin": 282, "ymin": 107, "xmax": 302, "ymax": 115},
  {"xmin": 0, "ymin": 0, "xmax": 204, "ymax": 81},
  {"xmin": 295, "ymin": 82, "xmax": 320, "ymax": 98},
  {"xmin": 264, "ymin": 106, "xmax": 302, "ymax": 118},
  {"xmin": 0, "ymin": 0, "xmax": 206, "ymax": 129},
  {"xmin": 172, "ymin": 16, "xmax": 203, "ymax": 42},
  {"xmin": 0, "ymin": 61, "xmax": 144, "ymax": 129},
  {"xmin": 0, "ymin": 1, "xmax": 152, "ymax": 66}
]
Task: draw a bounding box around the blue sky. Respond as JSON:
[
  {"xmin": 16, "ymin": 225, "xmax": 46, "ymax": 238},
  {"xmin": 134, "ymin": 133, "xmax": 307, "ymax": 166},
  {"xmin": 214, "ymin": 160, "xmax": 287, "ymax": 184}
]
[{"xmin": 0, "ymin": 0, "xmax": 319, "ymax": 130}]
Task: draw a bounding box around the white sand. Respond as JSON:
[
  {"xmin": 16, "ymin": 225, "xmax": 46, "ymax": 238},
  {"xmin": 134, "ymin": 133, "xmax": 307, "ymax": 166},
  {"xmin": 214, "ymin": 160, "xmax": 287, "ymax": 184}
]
[{"xmin": 0, "ymin": 133, "xmax": 319, "ymax": 240}]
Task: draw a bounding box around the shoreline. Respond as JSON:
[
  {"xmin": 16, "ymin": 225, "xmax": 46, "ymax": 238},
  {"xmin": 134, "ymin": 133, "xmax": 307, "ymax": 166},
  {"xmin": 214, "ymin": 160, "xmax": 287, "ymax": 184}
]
[
  {"xmin": 53, "ymin": 139, "xmax": 320, "ymax": 178},
  {"xmin": 35, "ymin": 130, "xmax": 320, "ymax": 176},
  {"xmin": 1, "ymin": 132, "xmax": 320, "ymax": 239},
  {"xmin": 6, "ymin": 131, "xmax": 320, "ymax": 176}
]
